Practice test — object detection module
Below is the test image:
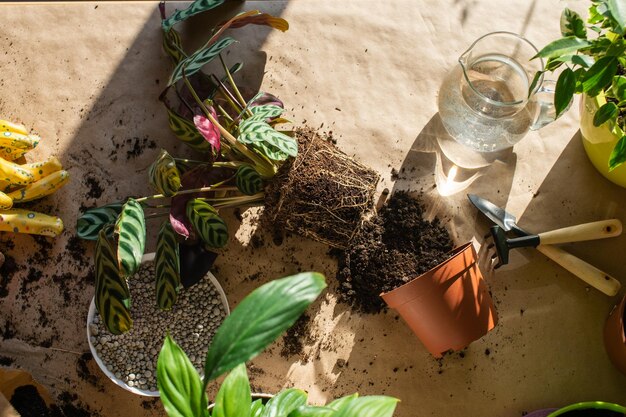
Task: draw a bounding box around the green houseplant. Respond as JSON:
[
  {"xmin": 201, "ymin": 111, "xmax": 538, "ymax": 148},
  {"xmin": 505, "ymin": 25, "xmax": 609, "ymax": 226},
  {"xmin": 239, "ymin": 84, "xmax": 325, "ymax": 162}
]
[
  {"xmin": 156, "ymin": 272, "xmax": 400, "ymax": 417},
  {"xmin": 532, "ymin": 0, "xmax": 626, "ymax": 186}
]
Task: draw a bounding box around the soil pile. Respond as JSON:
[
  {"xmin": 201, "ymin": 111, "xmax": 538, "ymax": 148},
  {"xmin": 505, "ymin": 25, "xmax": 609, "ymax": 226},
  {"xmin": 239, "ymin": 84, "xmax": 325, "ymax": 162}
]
[
  {"xmin": 264, "ymin": 128, "xmax": 379, "ymax": 249},
  {"xmin": 336, "ymin": 191, "xmax": 453, "ymax": 314}
]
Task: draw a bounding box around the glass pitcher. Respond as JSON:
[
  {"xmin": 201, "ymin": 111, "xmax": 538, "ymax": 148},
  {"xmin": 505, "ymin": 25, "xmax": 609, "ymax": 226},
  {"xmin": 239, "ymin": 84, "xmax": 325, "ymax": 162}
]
[{"xmin": 438, "ymin": 31, "xmax": 556, "ymax": 153}]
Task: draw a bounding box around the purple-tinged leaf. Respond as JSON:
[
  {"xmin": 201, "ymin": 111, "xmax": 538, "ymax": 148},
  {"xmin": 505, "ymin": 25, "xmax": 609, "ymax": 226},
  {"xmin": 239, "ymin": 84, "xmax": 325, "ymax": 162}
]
[
  {"xmin": 169, "ymin": 165, "xmax": 232, "ymax": 239},
  {"xmin": 248, "ymin": 92, "xmax": 284, "ymax": 109},
  {"xmin": 194, "ymin": 108, "xmax": 221, "ymax": 153}
]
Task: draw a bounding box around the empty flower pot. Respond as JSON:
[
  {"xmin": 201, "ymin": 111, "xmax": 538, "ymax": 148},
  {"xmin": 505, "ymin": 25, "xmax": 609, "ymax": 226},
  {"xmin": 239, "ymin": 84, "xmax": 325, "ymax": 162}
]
[
  {"xmin": 381, "ymin": 242, "xmax": 498, "ymax": 358},
  {"xmin": 604, "ymin": 294, "xmax": 626, "ymax": 376}
]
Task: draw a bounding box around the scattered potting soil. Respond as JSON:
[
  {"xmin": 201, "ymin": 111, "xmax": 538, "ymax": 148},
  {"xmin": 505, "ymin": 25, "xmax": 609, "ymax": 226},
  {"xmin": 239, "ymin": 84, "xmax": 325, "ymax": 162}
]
[
  {"xmin": 10, "ymin": 385, "xmax": 51, "ymax": 417},
  {"xmin": 336, "ymin": 191, "xmax": 454, "ymax": 314},
  {"xmin": 0, "ymin": 355, "xmax": 14, "ymax": 366},
  {"xmin": 280, "ymin": 313, "xmax": 311, "ymax": 358},
  {"xmin": 85, "ymin": 176, "xmax": 104, "ymax": 199},
  {"xmin": 263, "ymin": 127, "xmax": 379, "ymax": 249}
]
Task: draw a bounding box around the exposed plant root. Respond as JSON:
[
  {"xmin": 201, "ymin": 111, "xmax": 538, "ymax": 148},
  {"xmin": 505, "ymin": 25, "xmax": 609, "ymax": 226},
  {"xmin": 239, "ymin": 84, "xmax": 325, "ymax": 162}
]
[{"xmin": 264, "ymin": 128, "xmax": 379, "ymax": 249}]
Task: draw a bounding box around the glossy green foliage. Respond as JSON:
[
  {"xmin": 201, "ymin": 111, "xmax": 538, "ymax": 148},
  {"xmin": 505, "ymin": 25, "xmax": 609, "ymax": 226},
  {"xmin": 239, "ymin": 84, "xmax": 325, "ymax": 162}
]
[{"xmin": 155, "ymin": 220, "xmax": 181, "ymax": 310}]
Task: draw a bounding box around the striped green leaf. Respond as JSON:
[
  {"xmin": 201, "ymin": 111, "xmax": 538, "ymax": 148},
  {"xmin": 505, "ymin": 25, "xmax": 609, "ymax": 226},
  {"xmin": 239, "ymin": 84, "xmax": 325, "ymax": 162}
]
[
  {"xmin": 149, "ymin": 149, "xmax": 182, "ymax": 197},
  {"xmin": 186, "ymin": 199, "xmax": 228, "ymax": 248},
  {"xmin": 161, "ymin": 0, "xmax": 225, "ymax": 33},
  {"xmin": 169, "ymin": 37, "xmax": 237, "ymax": 86},
  {"xmin": 95, "ymin": 227, "xmax": 132, "ymax": 335},
  {"xmin": 166, "ymin": 108, "xmax": 212, "ymax": 153},
  {"xmin": 76, "ymin": 202, "xmax": 123, "ymax": 241},
  {"xmin": 251, "ymin": 400, "xmax": 265, "ymax": 417},
  {"xmin": 248, "ymin": 104, "xmax": 284, "ymax": 121},
  {"xmin": 115, "ymin": 199, "xmax": 146, "ymax": 277},
  {"xmin": 238, "ymin": 119, "xmax": 298, "ymax": 160},
  {"xmin": 163, "ymin": 26, "xmax": 186, "ymax": 65},
  {"xmin": 156, "ymin": 220, "xmax": 181, "ymax": 310},
  {"xmin": 250, "ymin": 141, "xmax": 290, "ymax": 162},
  {"xmin": 235, "ymin": 165, "xmax": 263, "ymax": 196}
]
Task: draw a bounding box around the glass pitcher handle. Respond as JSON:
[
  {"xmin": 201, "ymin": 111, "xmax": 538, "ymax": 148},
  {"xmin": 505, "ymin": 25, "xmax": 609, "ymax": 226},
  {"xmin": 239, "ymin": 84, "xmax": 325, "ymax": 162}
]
[{"xmin": 530, "ymin": 80, "xmax": 567, "ymax": 131}]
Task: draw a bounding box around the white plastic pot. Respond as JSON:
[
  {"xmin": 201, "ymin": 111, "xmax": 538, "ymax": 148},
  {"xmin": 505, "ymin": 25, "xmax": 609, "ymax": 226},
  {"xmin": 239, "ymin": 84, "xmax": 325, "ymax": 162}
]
[{"xmin": 86, "ymin": 252, "xmax": 230, "ymax": 397}]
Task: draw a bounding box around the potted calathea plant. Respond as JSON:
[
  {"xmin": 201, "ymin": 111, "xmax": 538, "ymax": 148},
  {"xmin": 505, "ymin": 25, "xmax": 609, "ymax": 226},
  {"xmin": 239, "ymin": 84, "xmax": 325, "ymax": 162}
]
[
  {"xmin": 532, "ymin": 0, "xmax": 626, "ymax": 187},
  {"xmin": 157, "ymin": 272, "xmax": 400, "ymax": 417}
]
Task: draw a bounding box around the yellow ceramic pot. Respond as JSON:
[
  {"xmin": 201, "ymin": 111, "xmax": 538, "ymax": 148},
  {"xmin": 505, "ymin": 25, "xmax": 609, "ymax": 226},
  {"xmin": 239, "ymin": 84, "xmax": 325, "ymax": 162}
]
[{"xmin": 580, "ymin": 93, "xmax": 626, "ymax": 188}]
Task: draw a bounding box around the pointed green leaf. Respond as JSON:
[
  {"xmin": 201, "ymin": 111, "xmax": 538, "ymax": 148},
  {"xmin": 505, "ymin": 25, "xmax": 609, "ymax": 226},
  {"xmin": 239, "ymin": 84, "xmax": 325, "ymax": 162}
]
[
  {"xmin": 115, "ymin": 198, "xmax": 146, "ymax": 277},
  {"xmin": 186, "ymin": 199, "xmax": 228, "ymax": 248},
  {"xmin": 608, "ymin": 0, "xmax": 626, "ymax": 34},
  {"xmin": 560, "ymin": 8, "xmax": 587, "ymax": 38},
  {"xmin": 76, "ymin": 202, "xmax": 123, "ymax": 240},
  {"xmin": 163, "ymin": 27, "xmax": 186, "ymax": 65},
  {"xmin": 287, "ymin": 407, "xmax": 335, "ymax": 417},
  {"xmin": 333, "ymin": 396, "xmax": 399, "ymax": 417},
  {"xmin": 261, "ymin": 389, "xmax": 307, "ymax": 417},
  {"xmin": 212, "ymin": 364, "xmax": 252, "ymax": 417},
  {"xmin": 95, "ymin": 227, "xmax": 132, "ymax": 335},
  {"xmin": 156, "ymin": 220, "xmax": 181, "ymax": 310},
  {"xmin": 169, "ymin": 37, "xmax": 237, "ymax": 86},
  {"xmin": 555, "ymin": 68, "xmax": 576, "ymax": 118},
  {"xmin": 235, "ymin": 165, "xmax": 264, "ymax": 196},
  {"xmin": 248, "ymin": 105, "xmax": 285, "ymax": 121},
  {"xmin": 238, "ymin": 119, "xmax": 298, "ymax": 160},
  {"xmin": 609, "ymin": 135, "xmax": 626, "ymax": 171},
  {"xmin": 571, "ymin": 54, "xmax": 594, "ymax": 68},
  {"xmin": 326, "ymin": 395, "xmax": 358, "ymax": 411},
  {"xmin": 157, "ymin": 335, "xmax": 209, "ymax": 417},
  {"xmin": 582, "ymin": 56, "xmax": 618, "ymax": 97},
  {"xmin": 161, "ymin": 0, "xmax": 225, "ymax": 32},
  {"xmin": 533, "ymin": 36, "xmax": 591, "ymax": 60},
  {"xmin": 166, "ymin": 109, "xmax": 212, "ymax": 153},
  {"xmin": 593, "ymin": 102, "xmax": 619, "ymax": 127},
  {"xmin": 612, "ymin": 75, "xmax": 626, "ymax": 101},
  {"xmin": 251, "ymin": 400, "xmax": 265, "ymax": 417},
  {"xmin": 203, "ymin": 273, "xmax": 326, "ymax": 383},
  {"xmin": 150, "ymin": 149, "xmax": 182, "ymax": 197},
  {"xmin": 528, "ymin": 71, "xmax": 544, "ymax": 97}
]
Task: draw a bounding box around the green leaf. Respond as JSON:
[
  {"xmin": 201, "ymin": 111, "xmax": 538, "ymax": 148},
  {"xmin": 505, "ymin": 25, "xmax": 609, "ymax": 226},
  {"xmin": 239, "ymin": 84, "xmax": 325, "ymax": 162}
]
[
  {"xmin": 609, "ymin": 135, "xmax": 626, "ymax": 171},
  {"xmin": 248, "ymin": 105, "xmax": 285, "ymax": 121},
  {"xmin": 163, "ymin": 26, "xmax": 186, "ymax": 65},
  {"xmin": 571, "ymin": 54, "xmax": 594, "ymax": 68},
  {"xmin": 236, "ymin": 165, "xmax": 264, "ymax": 196},
  {"xmin": 251, "ymin": 400, "xmax": 265, "ymax": 417},
  {"xmin": 533, "ymin": 36, "xmax": 591, "ymax": 60},
  {"xmin": 608, "ymin": 0, "xmax": 626, "ymax": 34},
  {"xmin": 238, "ymin": 119, "xmax": 298, "ymax": 160},
  {"xmin": 612, "ymin": 75, "xmax": 626, "ymax": 101},
  {"xmin": 149, "ymin": 149, "xmax": 182, "ymax": 197},
  {"xmin": 582, "ymin": 56, "xmax": 619, "ymax": 97},
  {"xmin": 326, "ymin": 395, "xmax": 358, "ymax": 411},
  {"xmin": 593, "ymin": 102, "xmax": 619, "ymax": 126},
  {"xmin": 262, "ymin": 389, "xmax": 308, "ymax": 417},
  {"xmin": 288, "ymin": 407, "xmax": 335, "ymax": 417},
  {"xmin": 203, "ymin": 273, "xmax": 327, "ymax": 383},
  {"xmin": 157, "ymin": 335, "xmax": 209, "ymax": 417},
  {"xmin": 574, "ymin": 67, "xmax": 586, "ymax": 93},
  {"xmin": 528, "ymin": 71, "xmax": 544, "ymax": 97},
  {"xmin": 560, "ymin": 8, "xmax": 587, "ymax": 38},
  {"xmin": 212, "ymin": 364, "xmax": 251, "ymax": 417},
  {"xmin": 555, "ymin": 68, "xmax": 576, "ymax": 118},
  {"xmin": 186, "ymin": 199, "xmax": 228, "ymax": 248},
  {"xmin": 166, "ymin": 109, "xmax": 212, "ymax": 153},
  {"xmin": 95, "ymin": 227, "xmax": 132, "ymax": 335},
  {"xmin": 161, "ymin": 0, "xmax": 225, "ymax": 33},
  {"xmin": 156, "ymin": 220, "xmax": 181, "ymax": 310},
  {"xmin": 333, "ymin": 396, "xmax": 399, "ymax": 417},
  {"xmin": 169, "ymin": 37, "xmax": 237, "ymax": 86},
  {"xmin": 115, "ymin": 198, "xmax": 146, "ymax": 277},
  {"xmin": 76, "ymin": 202, "xmax": 123, "ymax": 240},
  {"xmin": 588, "ymin": 4, "xmax": 604, "ymax": 24}
]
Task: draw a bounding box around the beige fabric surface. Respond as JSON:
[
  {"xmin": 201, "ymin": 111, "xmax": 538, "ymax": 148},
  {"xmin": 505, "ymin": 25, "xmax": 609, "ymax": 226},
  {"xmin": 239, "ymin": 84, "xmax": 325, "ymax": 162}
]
[{"xmin": 0, "ymin": 1, "xmax": 624, "ymax": 416}]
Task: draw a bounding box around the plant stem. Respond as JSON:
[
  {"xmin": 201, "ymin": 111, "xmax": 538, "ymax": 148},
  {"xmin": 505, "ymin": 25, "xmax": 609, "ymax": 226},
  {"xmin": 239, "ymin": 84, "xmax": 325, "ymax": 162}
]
[
  {"xmin": 136, "ymin": 186, "xmax": 240, "ymax": 204},
  {"xmin": 220, "ymin": 54, "xmax": 249, "ymax": 110}
]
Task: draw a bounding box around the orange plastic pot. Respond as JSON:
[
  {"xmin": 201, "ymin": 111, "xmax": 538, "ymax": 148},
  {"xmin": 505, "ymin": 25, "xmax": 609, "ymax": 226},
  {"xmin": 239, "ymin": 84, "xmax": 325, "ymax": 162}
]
[
  {"xmin": 381, "ymin": 242, "xmax": 498, "ymax": 357},
  {"xmin": 604, "ymin": 294, "xmax": 626, "ymax": 375}
]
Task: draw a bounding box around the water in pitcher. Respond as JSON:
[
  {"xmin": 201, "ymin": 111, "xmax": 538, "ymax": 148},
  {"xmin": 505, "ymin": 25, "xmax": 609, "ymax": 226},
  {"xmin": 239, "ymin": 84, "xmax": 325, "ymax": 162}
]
[{"xmin": 438, "ymin": 54, "xmax": 535, "ymax": 152}]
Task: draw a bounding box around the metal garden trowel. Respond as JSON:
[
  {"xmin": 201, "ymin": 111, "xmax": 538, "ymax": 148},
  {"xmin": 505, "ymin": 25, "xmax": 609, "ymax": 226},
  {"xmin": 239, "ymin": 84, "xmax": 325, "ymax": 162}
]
[{"xmin": 468, "ymin": 194, "xmax": 622, "ymax": 296}]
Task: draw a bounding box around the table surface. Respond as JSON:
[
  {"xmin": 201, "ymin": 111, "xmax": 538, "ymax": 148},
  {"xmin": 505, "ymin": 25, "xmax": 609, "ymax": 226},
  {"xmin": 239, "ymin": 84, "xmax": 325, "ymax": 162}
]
[{"xmin": 0, "ymin": 1, "xmax": 625, "ymax": 416}]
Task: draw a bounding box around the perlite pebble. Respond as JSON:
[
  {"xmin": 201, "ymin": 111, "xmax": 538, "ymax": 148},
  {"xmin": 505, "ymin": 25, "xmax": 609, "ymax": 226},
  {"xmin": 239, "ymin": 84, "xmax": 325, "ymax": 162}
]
[{"xmin": 90, "ymin": 260, "xmax": 227, "ymax": 391}]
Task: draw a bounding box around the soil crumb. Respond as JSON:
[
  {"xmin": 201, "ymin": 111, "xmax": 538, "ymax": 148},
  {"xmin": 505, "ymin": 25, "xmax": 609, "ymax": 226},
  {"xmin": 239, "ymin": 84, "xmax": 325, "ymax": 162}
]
[
  {"xmin": 280, "ymin": 313, "xmax": 311, "ymax": 358},
  {"xmin": 336, "ymin": 191, "xmax": 453, "ymax": 314}
]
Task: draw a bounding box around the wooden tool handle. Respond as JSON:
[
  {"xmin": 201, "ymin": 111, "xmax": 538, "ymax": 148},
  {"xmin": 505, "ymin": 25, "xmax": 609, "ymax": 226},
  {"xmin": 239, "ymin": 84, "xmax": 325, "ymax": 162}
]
[
  {"xmin": 539, "ymin": 219, "xmax": 622, "ymax": 245},
  {"xmin": 537, "ymin": 245, "xmax": 621, "ymax": 296}
]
